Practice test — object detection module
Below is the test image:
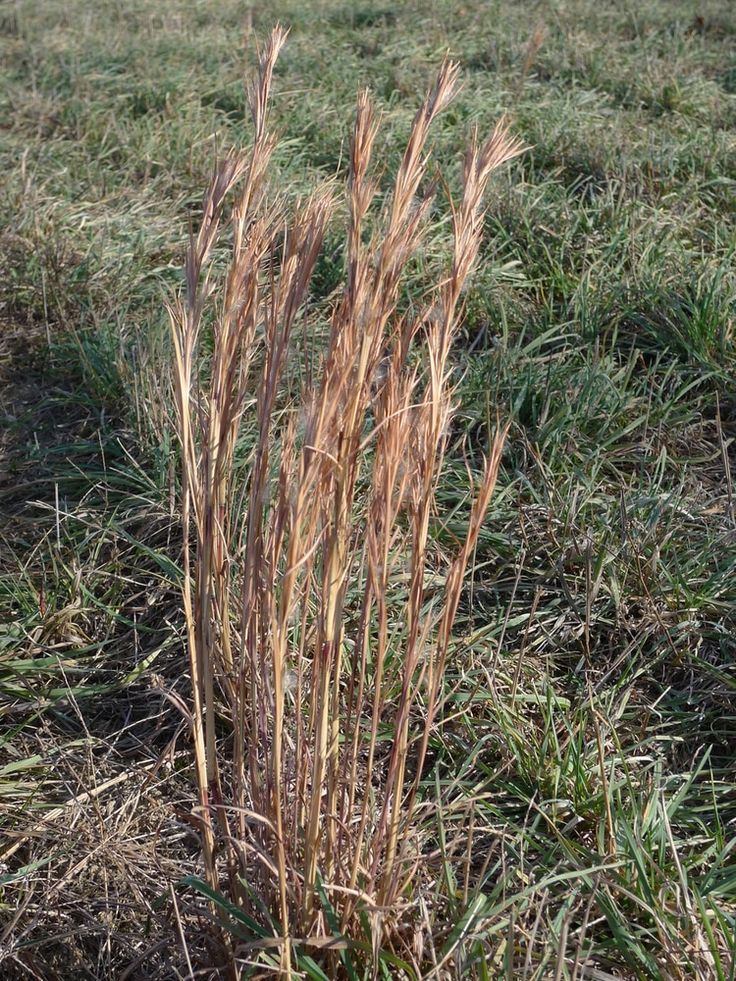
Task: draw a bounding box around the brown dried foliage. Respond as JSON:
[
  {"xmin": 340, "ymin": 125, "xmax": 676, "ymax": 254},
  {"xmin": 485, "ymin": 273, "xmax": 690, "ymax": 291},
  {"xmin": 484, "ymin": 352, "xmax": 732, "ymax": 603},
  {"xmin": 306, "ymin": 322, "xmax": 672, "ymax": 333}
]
[{"xmin": 168, "ymin": 27, "xmax": 524, "ymax": 975}]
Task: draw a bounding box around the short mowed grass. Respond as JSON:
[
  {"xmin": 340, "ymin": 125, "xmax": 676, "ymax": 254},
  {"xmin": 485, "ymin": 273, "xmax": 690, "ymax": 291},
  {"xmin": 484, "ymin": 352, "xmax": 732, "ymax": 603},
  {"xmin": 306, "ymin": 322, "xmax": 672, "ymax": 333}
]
[{"xmin": 1, "ymin": 1, "xmax": 735, "ymax": 978}]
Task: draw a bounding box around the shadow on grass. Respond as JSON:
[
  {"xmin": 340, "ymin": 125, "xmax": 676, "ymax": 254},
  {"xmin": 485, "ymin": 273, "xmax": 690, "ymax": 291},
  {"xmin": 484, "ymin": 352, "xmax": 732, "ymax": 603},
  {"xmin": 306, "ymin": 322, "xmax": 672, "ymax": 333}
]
[{"xmin": 0, "ymin": 323, "xmax": 205, "ymax": 979}]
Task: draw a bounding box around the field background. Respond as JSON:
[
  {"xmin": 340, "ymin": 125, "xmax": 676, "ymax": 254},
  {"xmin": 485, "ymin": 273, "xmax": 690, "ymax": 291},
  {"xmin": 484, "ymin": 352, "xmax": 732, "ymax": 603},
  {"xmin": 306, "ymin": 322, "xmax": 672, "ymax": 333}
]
[{"xmin": 1, "ymin": 0, "xmax": 735, "ymax": 978}]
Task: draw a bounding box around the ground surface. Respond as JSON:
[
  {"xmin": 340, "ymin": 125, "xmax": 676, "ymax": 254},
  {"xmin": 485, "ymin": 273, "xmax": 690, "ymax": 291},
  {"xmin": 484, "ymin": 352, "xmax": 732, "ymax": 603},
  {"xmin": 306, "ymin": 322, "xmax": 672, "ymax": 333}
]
[{"xmin": 1, "ymin": 0, "xmax": 735, "ymax": 978}]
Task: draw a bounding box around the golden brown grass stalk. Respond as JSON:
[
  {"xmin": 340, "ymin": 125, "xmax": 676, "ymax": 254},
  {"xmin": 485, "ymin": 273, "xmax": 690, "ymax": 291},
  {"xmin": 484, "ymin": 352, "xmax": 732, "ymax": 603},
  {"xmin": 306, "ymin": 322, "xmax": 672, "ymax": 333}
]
[{"xmin": 168, "ymin": 27, "xmax": 524, "ymax": 975}]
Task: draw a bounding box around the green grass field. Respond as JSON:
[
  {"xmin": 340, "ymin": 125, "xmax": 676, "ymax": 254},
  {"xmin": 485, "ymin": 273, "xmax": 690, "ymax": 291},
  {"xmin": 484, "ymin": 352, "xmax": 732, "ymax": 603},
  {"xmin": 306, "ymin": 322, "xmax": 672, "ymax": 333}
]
[{"xmin": 1, "ymin": 1, "xmax": 735, "ymax": 978}]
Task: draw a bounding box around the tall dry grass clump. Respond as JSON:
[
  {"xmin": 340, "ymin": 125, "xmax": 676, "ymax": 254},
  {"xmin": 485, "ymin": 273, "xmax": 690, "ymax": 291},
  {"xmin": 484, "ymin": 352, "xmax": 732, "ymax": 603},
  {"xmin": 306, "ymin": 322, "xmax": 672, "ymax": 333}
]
[{"xmin": 168, "ymin": 27, "xmax": 524, "ymax": 976}]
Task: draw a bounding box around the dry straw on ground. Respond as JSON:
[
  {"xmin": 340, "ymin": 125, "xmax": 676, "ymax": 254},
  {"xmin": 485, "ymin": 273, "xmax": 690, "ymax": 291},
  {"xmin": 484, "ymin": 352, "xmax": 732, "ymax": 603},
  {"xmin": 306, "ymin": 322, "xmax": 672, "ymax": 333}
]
[{"xmin": 168, "ymin": 26, "xmax": 524, "ymax": 975}]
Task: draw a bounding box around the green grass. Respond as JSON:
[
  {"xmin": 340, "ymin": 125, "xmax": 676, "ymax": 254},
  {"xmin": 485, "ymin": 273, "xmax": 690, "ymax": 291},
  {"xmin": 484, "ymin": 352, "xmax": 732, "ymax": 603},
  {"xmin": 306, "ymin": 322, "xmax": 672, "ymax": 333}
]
[{"xmin": 1, "ymin": 0, "xmax": 734, "ymax": 977}]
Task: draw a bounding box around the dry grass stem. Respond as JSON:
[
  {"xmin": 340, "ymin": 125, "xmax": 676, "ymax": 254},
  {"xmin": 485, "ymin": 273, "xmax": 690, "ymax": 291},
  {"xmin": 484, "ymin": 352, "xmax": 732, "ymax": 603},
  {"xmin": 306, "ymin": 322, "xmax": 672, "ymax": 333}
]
[{"xmin": 168, "ymin": 28, "xmax": 524, "ymax": 974}]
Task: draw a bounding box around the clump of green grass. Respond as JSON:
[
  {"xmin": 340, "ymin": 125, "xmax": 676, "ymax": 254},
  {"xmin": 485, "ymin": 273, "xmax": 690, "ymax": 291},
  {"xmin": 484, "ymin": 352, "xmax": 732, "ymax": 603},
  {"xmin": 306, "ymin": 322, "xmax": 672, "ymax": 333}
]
[{"xmin": 168, "ymin": 28, "xmax": 523, "ymax": 975}]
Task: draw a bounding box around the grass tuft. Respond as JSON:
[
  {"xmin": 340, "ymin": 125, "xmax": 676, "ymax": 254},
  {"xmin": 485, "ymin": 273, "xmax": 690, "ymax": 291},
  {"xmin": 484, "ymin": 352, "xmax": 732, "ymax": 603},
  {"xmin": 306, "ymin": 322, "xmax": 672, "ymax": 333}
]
[{"xmin": 168, "ymin": 30, "xmax": 523, "ymax": 974}]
